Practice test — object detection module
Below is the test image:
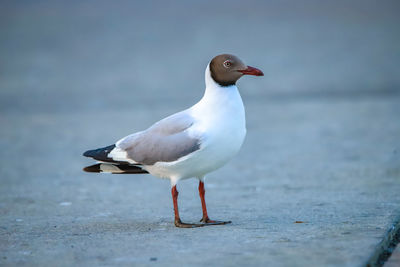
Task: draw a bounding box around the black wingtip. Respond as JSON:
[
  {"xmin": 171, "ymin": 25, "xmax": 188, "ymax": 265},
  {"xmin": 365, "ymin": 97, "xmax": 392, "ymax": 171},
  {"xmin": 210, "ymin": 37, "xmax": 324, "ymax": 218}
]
[
  {"xmin": 83, "ymin": 163, "xmax": 149, "ymax": 174},
  {"xmin": 83, "ymin": 150, "xmax": 92, "ymax": 157},
  {"xmin": 82, "ymin": 144, "xmax": 116, "ymax": 160},
  {"xmin": 83, "ymin": 163, "xmax": 102, "ymax": 173}
]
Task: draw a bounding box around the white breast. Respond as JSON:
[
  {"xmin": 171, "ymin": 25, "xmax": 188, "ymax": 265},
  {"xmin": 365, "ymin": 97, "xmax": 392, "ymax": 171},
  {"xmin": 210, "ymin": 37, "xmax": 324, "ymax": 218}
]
[
  {"xmin": 146, "ymin": 65, "xmax": 246, "ymax": 182},
  {"xmin": 189, "ymin": 81, "xmax": 246, "ymax": 171}
]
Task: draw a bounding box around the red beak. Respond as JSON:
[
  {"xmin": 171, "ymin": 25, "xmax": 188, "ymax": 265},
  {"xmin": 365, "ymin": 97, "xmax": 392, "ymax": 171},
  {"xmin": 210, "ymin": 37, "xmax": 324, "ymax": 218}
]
[{"xmin": 238, "ymin": 65, "xmax": 264, "ymax": 76}]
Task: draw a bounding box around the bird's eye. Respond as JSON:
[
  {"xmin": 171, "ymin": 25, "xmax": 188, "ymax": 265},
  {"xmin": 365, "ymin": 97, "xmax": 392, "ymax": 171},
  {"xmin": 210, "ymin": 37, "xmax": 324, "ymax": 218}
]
[{"xmin": 223, "ymin": 60, "xmax": 232, "ymax": 68}]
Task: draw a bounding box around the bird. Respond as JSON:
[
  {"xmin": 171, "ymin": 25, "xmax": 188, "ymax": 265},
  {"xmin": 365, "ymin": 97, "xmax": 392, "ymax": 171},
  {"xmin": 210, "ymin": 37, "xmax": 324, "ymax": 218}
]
[{"xmin": 83, "ymin": 54, "xmax": 263, "ymax": 228}]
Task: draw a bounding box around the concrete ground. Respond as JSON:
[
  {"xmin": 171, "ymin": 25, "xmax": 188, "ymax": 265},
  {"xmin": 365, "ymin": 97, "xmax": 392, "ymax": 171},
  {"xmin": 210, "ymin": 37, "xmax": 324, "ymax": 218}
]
[
  {"xmin": 386, "ymin": 245, "xmax": 400, "ymax": 267},
  {"xmin": 1, "ymin": 1, "xmax": 400, "ymax": 266}
]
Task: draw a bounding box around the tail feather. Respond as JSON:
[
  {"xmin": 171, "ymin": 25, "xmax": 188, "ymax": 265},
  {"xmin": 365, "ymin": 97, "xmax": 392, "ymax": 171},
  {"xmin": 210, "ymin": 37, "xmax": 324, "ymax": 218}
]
[{"xmin": 83, "ymin": 163, "xmax": 148, "ymax": 174}]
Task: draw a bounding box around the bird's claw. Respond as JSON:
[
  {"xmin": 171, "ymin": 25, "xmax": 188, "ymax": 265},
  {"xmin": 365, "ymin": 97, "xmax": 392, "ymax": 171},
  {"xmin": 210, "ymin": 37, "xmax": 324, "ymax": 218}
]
[
  {"xmin": 174, "ymin": 219, "xmax": 205, "ymax": 228},
  {"xmin": 200, "ymin": 217, "xmax": 232, "ymax": 225}
]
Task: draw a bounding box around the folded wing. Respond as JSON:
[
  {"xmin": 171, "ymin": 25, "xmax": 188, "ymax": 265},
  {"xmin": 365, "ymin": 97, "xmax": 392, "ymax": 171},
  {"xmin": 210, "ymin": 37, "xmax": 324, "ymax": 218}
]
[{"xmin": 84, "ymin": 111, "xmax": 202, "ymax": 167}]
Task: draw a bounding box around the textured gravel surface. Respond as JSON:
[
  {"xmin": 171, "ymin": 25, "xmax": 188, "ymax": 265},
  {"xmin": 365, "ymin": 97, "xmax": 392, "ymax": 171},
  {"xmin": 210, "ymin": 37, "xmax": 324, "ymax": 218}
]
[
  {"xmin": 386, "ymin": 244, "xmax": 400, "ymax": 267},
  {"xmin": 1, "ymin": 1, "xmax": 400, "ymax": 266}
]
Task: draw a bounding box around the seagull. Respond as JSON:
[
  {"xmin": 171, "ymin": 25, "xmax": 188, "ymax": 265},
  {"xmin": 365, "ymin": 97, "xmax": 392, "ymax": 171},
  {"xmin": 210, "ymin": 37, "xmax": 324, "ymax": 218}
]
[{"xmin": 83, "ymin": 54, "xmax": 263, "ymax": 228}]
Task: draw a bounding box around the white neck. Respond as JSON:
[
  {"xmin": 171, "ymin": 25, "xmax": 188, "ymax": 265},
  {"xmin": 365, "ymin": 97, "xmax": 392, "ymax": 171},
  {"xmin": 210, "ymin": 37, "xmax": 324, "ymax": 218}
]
[
  {"xmin": 202, "ymin": 64, "xmax": 239, "ymax": 104},
  {"xmin": 190, "ymin": 64, "xmax": 245, "ymax": 120}
]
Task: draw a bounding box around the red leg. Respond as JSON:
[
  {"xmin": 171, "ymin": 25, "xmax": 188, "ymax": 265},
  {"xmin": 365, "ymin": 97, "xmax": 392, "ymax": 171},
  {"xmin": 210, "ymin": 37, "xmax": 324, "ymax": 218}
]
[
  {"xmin": 172, "ymin": 185, "xmax": 180, "ymax": 223},
  {"xmin": 198, "ymin": 181, "xmax": 210, "ymax": 222},
  {"xmin": 171, "ymin": 185, "xmax": 204, "ymax": 228},
  {"xmin": 198, "ymin": 181, "xmax": 231, "ymax": 225}
]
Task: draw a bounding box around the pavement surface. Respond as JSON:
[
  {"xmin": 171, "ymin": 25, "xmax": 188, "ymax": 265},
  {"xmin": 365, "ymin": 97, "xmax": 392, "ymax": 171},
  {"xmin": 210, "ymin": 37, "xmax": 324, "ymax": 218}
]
[
  {"xmin": 1, "ymin": 1, "xmax": 400, "ymax": 266},
  {"xmin": 386, "ymin": 245, "xmax": 400, "ymax": 267}
]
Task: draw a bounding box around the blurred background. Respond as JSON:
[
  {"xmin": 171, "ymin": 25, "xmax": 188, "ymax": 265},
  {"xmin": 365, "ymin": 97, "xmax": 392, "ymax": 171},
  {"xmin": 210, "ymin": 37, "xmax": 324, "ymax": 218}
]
[
  {"xmin": 1, "ymin": 0, "xmax": 400, "ymax": 112},
  {"xmin": 1, "ymin": 0, "xmax": 400, "ymax": 266}
]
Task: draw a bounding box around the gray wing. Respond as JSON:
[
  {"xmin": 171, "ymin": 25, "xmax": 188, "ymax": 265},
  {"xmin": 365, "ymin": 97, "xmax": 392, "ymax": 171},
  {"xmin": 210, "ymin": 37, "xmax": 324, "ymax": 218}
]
[{"xmin": 115, "ymin": 111, "xmax": 201, "ymax": 165}]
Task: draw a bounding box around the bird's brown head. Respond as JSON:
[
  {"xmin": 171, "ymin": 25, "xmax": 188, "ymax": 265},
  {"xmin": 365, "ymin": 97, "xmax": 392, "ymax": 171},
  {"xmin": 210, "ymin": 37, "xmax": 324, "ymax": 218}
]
[{"xmin": 209, "ymin": 54, "xmax": 264, "ymax": 87}]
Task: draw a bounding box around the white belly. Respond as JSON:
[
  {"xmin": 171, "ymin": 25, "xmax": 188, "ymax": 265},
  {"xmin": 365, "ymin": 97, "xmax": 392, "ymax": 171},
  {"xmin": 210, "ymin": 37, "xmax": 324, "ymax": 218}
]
[{"xmin": 146, "ymin": 120, "xmax": 246, "ymax": 181}]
